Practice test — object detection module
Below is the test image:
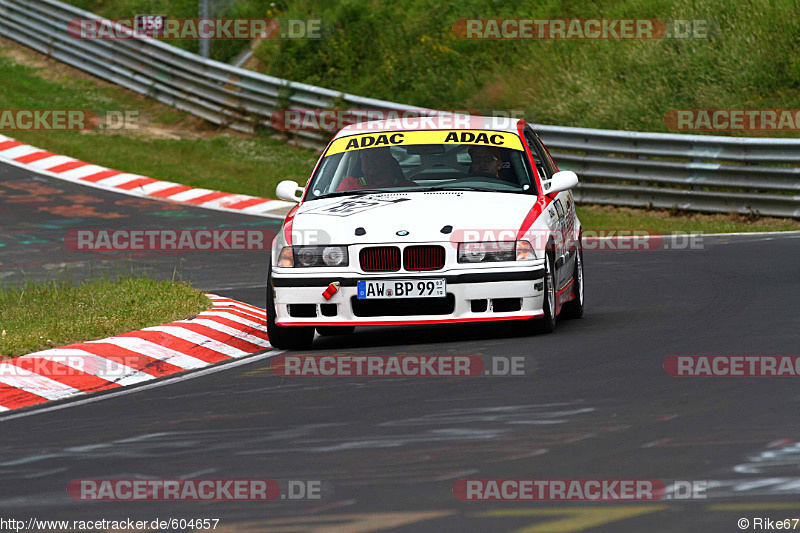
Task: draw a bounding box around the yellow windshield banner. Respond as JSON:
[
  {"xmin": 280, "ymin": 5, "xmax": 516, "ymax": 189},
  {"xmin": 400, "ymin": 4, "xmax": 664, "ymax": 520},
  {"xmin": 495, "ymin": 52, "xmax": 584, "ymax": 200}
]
[{"xmin": 325, "ymin": 129, "xmax": 525, "ymax": 156}]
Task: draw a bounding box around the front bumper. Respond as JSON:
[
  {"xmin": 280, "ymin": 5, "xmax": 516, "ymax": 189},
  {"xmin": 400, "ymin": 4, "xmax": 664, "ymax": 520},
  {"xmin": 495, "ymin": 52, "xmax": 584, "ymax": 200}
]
[{"xmin": 271, "ymin": 262, "xmax": 546, "ymax": 326}]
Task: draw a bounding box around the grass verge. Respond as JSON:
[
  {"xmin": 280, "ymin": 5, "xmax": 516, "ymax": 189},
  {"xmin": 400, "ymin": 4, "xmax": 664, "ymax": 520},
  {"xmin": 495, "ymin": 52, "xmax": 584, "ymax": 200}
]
[
  {"xmin": 0, "ymin": 40, "xmax": 320, "ymax": 199},
  {"xmin": 0, "ymin": 277, "xmax": 211, "ymax": 358}
]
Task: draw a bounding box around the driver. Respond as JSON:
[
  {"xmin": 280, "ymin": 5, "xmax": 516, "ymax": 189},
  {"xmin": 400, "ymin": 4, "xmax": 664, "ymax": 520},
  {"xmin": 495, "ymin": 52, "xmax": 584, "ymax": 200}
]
[
  {"xmin": 468, "ymin": 145, "xmax": 501, "ymax": 177},
  {"xmin": 336, "ymin": 147, "xmax": 415, "ymax": 191}
]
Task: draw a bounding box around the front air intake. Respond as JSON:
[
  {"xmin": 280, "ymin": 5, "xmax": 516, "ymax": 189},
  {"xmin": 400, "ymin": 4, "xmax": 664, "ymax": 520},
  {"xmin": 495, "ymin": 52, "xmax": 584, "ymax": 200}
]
[
  {"xmin": 359, "ymin": 246, "xmax": 401, "ymax": 272},
  {"xmin": 403, "ymin": 245, "xmax": 446, "ymax": 271}
]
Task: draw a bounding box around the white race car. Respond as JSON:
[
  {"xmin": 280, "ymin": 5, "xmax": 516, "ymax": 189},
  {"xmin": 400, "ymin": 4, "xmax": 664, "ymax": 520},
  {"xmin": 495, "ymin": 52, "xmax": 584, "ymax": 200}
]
[{"xmin": 267, "ymin": 116, "xmax": 583, "ymax": 349}]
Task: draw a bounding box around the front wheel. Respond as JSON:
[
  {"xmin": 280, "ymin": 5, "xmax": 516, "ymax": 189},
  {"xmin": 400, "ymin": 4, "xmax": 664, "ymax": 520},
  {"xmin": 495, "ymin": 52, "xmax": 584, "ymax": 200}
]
[
  {"xmin": 266, "ymin": 269, "xmax": 315, "ymax": 350},
  {"xmin": 561, "ymin": 249, "xmax": 584, "ymax": 319},
  {"xmin": 534, "ymin": 252, "xmax": 557, "ymax": 334}
]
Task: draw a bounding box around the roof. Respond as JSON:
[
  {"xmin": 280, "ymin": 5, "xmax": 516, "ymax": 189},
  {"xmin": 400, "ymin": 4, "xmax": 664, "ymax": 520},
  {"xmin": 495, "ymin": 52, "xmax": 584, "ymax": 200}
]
[{"xmin": 333, "ymin": 115, "xmax": 526, "ymax": 139}]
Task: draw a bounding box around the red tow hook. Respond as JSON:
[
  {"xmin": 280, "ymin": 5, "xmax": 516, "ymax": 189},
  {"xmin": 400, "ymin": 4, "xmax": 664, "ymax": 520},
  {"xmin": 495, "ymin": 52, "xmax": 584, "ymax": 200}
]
[{"xmin": 322, "ymin": 281, "xmax": 340, "ymax": 300}]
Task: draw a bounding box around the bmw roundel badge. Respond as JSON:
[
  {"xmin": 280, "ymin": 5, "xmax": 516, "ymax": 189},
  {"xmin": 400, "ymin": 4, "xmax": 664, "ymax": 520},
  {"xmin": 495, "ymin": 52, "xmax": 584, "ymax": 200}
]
[{"xmin": 396, "ymin": 230, "xmax": 409, "ymax": 236}]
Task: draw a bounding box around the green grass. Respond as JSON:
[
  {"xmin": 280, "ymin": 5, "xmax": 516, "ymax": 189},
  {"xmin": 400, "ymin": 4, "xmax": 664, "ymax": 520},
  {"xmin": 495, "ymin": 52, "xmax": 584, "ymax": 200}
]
[
  {"xmin": 56, "ymin": 0, "xmax": 800, "ymax": 136},
  {"xmin": 0, "ymin": 50, "xmax": 320, "ymax": 198},
  {"xmin": 255, "ymin": 0, "xmax": 800, "ymax": 136},
  {"xmin": 0, "ymin": 277, "xmax": 211, "ymax": 357}
]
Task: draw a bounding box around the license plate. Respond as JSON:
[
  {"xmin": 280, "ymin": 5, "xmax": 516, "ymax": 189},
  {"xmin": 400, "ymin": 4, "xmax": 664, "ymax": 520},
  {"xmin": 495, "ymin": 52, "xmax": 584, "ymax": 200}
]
[{"xmin": 357, "ymin": 279, "xmax": 446, "ymax": 299}]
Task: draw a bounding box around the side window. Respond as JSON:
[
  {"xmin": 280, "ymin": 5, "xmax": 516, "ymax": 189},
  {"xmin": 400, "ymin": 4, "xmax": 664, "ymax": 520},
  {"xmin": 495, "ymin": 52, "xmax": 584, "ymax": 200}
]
[
  {"xmin": 532, "ymin": 133, "xmax": 556, "ymax": 177},
  {"xmin": 535, "ymin": 133, "xmax": 558, "ymax": 175},
  {"xmin": 523, "ymin": 130, "xmax": 552, "ymax": 181}
]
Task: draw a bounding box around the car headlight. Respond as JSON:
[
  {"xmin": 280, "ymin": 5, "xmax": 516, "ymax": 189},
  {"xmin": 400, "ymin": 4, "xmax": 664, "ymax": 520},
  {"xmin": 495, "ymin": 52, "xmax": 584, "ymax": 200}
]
[
  {"xmin": 279, "ymin": 246, "xmax": 349, "ymax": 267},
  {"xmin": 457, "ymin": 240, "xmax": 536, "ymax": 263},
  {"xmin": 322, "ymin": 246, "xmax": 347, "ymax": 266},
  {"xmin": 515, "ymin": 240, "xmax": 536, "ymax": 261}
]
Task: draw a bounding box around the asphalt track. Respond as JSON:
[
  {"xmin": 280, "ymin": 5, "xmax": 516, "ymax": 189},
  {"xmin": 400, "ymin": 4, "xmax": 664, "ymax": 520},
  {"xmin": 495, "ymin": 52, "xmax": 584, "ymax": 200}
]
[{"xmin": 1, "ymin": 160, "xmax": 800, "ymax": 532}]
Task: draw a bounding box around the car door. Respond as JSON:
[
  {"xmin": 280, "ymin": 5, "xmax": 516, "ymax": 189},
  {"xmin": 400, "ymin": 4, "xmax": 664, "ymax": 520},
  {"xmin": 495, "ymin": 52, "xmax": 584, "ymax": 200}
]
[{"xmin": 523, "ymin": 127, "xmax": 570, "ymax": 291}]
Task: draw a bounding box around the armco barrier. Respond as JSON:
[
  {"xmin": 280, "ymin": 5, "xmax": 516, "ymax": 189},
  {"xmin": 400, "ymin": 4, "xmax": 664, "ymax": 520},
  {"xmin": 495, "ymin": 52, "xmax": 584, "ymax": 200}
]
[
  {"xmin": 1, "ymin": 0, "xmax": 799, "ymax": 218},
  {"xmin": 535, "ymin": 125, "xmax": 800, "ymax": 217}
]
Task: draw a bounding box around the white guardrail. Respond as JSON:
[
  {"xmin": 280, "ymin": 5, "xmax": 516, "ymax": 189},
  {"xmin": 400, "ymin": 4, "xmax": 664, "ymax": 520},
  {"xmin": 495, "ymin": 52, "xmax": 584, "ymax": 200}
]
[{"xmin": 1, "ymin": 0, "xmax": 799, "ymax": 218}]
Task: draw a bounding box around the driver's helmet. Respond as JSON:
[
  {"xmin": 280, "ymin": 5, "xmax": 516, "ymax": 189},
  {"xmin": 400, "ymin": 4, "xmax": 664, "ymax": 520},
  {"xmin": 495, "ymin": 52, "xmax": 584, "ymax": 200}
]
[
  {"xmin": 467, "ymin": 146, "xmax": 503, "ymax": 163},
  {"xmin": 468, "ymin": 145, "xmax": 502, "ymax": 170}
]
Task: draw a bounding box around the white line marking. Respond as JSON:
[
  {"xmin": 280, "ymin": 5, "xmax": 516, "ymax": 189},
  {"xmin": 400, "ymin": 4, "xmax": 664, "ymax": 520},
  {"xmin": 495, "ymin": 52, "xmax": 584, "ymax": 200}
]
[
  {"xmin": 186, "ymin": 319, "xmax": 271, "ymax": 347},
  {"xmin": 0, "ymin": 368, "xmax": 82, "ymax": 401},
  {"xmin": 200, "ymin": 311, "xmax": 266, "ymax": 330},
  {"xmin": 206, "ymin": 298, "xmax": 265, "ymax": 313},
  {"xmin": 701, "ymin": 230, "xmax": 800, "ymax": 238},
  {"xmin": 137, "ymin": 180, "xmax": 182, "ymax": 195},
  {"xmin": 93, "ymin": 173, "xmax": 143, "ymax": 187},
  {"xmin": 206, "ymin": 298, "xmax": 265, "ymax": 314},
  {"xmin": 207, "ymin": 305, "xmax": 265, "ymax": 320},
  {"xmin": 27, "ymin": 155, "xmax": 74, "ymax": 169},
  {"xmin": 139, "ymin": 326, "xmax": 249, "ymax": 357},
  {"xmin": 95, "ymin": 338, "xmax": 209, "ymax": 370},
  {"xmin": 28, "ymin": 349, "xmax": 152, "ymax": 387},
  {"xmin": 3, "ymin": 145, "xmax": 43, "ymax": 159},
  {"xmin": 167, "ymin": 187, "xmax": 216, "ymax": 202},
  {"xmin": 57, "ymin": 164, "xmax": 106, "ymax": 179},
  {"xmin": 0, "ymin": 350, "xmax": 282, "ymax": 421},
  {"xmin": 202, "ymin": 194, "xmax": 254, "ymax": 208},
  {"xmin": 586, "ymin": 230, "xmax": 800, "ymax": 240}
]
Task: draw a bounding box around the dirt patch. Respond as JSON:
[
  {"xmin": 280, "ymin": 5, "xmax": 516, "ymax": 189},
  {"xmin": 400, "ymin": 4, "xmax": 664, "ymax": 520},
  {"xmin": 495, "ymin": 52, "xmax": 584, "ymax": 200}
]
[
  {"xmin": 0, "ymin": 35, "xmax": 119, "ymax": 87},
  {"xmin": 0, "ymin": 36, "xmax": 246, "ymax": 141}
]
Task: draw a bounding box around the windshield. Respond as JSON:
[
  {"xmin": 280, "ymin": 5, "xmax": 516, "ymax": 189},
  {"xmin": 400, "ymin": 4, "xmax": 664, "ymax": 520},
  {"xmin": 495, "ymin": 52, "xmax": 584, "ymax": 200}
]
[{"xmin": 305, "ymin": 129, "xmax": 537, "ymax": 200}]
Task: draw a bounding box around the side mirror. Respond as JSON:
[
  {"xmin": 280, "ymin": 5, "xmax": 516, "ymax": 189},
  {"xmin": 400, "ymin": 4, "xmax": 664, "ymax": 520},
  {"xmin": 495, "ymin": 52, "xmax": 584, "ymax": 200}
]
[
  {"xmin": 276, "ymin": 180, "xmax": 304, "ymax": 202},
  {"xmin": 544, "ymin": 170, "xmax": 578, "ymax": 194}
]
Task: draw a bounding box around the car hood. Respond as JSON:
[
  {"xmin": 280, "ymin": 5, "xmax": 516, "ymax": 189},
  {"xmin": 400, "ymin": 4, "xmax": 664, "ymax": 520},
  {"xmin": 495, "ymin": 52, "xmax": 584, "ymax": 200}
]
[{"xmin": 290, "ymin": 191, "xmax": 543, "ymax": 245}]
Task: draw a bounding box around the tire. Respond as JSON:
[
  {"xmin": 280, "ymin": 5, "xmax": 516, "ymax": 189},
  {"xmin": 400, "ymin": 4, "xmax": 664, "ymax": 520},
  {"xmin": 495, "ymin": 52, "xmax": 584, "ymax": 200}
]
[
  {"xmin": 266, "ymin": 267, "xmax": 315, "ymax": 350},
  {"xmin": 534, "ymin": 252, "xmax": 557, "ymax": 334},
  {"xmin": 316, "ymin": 326, "xmax": 356, "ymax": 336},
  {"xmin": 561, "ymin": 249, "xmax": 584, "ymax": 319}
]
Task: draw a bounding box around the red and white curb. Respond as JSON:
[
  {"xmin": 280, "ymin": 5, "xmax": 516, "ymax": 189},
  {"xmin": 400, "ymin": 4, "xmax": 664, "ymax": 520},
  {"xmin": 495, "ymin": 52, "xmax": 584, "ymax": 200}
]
[
  {"xmin": 0, "ymin": 134, "xmax": 294, "ymax": 217},
  {"xmin": 0, "ymin": 295, "xmax": 271, "ymax": 412}
]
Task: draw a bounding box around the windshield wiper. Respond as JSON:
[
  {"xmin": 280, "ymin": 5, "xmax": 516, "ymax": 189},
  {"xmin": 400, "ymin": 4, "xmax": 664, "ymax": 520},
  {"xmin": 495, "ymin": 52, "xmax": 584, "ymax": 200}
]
[
  {"xmin": 318, "ymin": 189, "xmax": 391, "ymax": 199},
  {"xmin": 317, "ymin": 185, "xmax": 503, "ymax": 199},
  {"xmin": 437, "ymin": 186, "xmax": 501, "ymax": 192}
]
